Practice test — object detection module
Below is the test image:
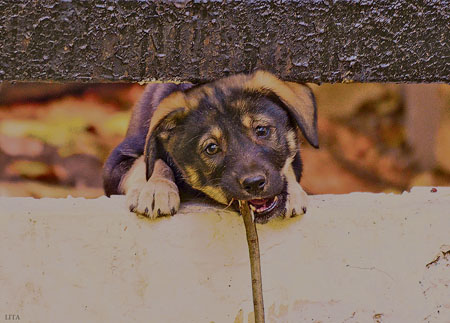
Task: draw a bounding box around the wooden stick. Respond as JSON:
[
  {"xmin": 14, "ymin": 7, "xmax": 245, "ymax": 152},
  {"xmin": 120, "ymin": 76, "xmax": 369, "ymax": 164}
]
[{"xmin": 239, "ymin": 200, "xmax": 265, "ymax": 323}]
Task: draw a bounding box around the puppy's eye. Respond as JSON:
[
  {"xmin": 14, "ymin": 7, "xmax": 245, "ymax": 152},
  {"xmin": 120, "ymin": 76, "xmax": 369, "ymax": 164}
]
[
  {"xmin": 255, "ymin": 125, "xmax": 270, "ymax": 138},
  {"xmin": 205, "ymin": 143, "xmax": 220, "ymax": 155}
]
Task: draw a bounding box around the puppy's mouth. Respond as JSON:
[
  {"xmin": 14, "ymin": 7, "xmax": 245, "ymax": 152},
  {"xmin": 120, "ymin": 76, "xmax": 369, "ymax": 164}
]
[
  {"xmin": 228, "ymin": 191, "xmax": 287, "ymax": 224},
  {"xmin": 248, "ymin": 196, "xmax": 279, "ymax": 215}
]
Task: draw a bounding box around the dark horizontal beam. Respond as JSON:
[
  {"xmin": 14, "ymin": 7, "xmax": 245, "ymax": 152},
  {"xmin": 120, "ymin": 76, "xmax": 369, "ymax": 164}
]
[{"xmin": 0, "ymin": 1, "xmax": 449, "ymax": 83}]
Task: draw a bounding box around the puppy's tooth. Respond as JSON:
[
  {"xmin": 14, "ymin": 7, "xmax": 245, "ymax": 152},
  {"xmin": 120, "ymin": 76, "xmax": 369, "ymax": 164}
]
[
  {"xmin": 274, "ymin": 196, "xmax": 278, "ymax": 202},
  {"xmin": 249, "ymin": 204, "xmax": 256, "ymax": 211},
  {"xmin": 250, "ymin": 209, "xmax": 255, "ymax": 222}
]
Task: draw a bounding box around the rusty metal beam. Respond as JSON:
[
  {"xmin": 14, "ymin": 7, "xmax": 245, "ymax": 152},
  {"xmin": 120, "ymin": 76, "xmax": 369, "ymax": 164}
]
[{"xmin": 0, "ymin": 1, "xmax": 449, "ymax": 83}]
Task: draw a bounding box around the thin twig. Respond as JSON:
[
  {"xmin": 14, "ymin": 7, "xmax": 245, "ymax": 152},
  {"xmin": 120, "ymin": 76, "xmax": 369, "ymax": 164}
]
[{"xmin": 239, "ymin": 200, "xmax": 265, "ymax": 323}]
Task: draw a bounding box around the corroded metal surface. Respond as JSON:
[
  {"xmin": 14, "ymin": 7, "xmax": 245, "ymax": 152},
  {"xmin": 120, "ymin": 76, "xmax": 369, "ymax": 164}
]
[{"xmin": 0, "ymin": 1, "xmax": 449, "ymax": 83}]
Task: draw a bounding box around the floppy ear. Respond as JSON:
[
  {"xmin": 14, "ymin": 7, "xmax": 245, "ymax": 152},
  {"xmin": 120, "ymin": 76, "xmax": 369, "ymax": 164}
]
[
  {"xmin": 244, "ymin": 71, "xmax": 319, "ymax": 148},
  {"xmin": 144, "ymin": 91, "xmax": 188, "ymax": 180}
]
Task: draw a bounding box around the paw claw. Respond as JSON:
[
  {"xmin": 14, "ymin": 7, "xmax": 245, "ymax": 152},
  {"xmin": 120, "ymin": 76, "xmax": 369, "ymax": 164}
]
[
  {"xmin": 170, "ymin": 208, "xmax": 176, "ymax": 216},
  {"xmin": 284, "ymin": 181, "xmax": 308, "ymax": 219},
  {"xmin": 144, "ymin": 207, "xmax": 149, "ymax": 216},
  {"xmin": 129, "ymin": 204, "xmax": 136, "ymax": 212}
]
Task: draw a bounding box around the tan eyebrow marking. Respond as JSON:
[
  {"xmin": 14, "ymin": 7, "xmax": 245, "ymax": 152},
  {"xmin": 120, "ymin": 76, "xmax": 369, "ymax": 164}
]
[
  {"xmin": 210, "ymin": 126, "xmax": 223, "ymax": 141},
  {"xmin": 252, "ymin": 114, "xmax": 273, "ymax": 126},
  {"xmin": 242, "ymin": 113, "xmax": 273, "ymax": 129},
  {"xmin": 241, "ymin": 114, "xmax": 252, "ymax": 128}
]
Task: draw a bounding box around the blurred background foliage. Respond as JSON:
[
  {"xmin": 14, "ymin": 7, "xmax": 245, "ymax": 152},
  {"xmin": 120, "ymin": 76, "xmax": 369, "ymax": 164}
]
[{"xmin": 0, "ymin": 82, "xmax": 449, "ymax": 198}]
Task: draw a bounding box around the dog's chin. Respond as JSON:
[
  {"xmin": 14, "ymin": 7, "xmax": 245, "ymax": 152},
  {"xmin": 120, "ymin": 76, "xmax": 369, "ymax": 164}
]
[{"xmin": 232, "ymin": 192, "xmax": 287, "ymax": 224}]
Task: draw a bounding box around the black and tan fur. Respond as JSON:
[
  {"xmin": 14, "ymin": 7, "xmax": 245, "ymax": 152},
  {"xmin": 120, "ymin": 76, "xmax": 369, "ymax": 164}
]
[{"xmin": 103, "ymin": 71, "xmax": 318, "ymax": 224}]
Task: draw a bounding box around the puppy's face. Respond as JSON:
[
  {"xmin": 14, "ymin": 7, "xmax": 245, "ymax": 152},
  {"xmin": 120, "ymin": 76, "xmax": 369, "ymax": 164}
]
[
  {"xmin": 145, "ymin": 71, "xmax": 318, "ymax": 223},
  {"xmin": 168, "ymin": 92, "xmax": 295, "ymax": 222}
]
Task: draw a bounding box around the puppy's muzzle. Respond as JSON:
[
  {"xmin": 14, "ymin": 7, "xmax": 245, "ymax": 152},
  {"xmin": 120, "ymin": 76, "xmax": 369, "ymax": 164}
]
[{"xmin": 240, "ymin": 174, "xmax": 266, "ymax": 195}]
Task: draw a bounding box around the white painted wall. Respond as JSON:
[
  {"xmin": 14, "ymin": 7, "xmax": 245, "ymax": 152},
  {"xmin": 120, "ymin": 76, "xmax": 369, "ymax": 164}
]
[{"xmin": 0, "ymin": 187, "xmax": 449, "ymax": 322}]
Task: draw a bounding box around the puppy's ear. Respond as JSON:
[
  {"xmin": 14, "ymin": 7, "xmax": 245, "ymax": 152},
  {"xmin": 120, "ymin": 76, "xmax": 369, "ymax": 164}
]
[
  {"xmin": 245, "ymin": 71, "xmax": 319, "ymax": 148},
  {"xmin": 144, "ymin": 91, "xmax": 188, "ymax": 180}
]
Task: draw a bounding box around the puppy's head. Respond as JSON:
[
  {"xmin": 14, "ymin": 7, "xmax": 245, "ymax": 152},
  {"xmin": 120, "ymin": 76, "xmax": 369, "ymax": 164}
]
[{"xmin": 145, "ymin": 71, "xmax": 318, "ymax": 223}]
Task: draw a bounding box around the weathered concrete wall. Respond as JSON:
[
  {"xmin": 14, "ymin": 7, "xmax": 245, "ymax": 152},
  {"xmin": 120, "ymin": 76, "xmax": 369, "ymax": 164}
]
[
  {"xmin": 0, "ymin": 1, "xmax": 449, "ymax": 83},
  {"xmin": 0, "ymin": 187, "xmax": 449, "ymax": 322}
]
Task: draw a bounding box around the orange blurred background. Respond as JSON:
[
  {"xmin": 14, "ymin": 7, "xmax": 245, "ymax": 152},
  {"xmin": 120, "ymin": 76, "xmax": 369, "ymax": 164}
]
[{"xmin": 0, "ymin": 82, "xmax": 449, "ymax": 198}]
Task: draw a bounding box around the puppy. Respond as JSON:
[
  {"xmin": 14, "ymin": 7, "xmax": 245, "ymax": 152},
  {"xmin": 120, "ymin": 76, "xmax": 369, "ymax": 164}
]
[{"xmin": 103, "ymin": 71, "xmax": 318, "ymax": 224}]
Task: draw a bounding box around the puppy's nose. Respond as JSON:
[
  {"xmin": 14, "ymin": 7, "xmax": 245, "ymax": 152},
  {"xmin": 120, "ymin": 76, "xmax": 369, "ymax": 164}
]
[{"xmin": 241, "ymin": 175, "xmax": 266, "ymax": 194}]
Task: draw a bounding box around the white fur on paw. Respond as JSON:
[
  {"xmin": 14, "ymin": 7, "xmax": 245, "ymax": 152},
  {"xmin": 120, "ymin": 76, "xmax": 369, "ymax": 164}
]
[
  {"xmin": 126, "ymin": 185, "xmax": 144, "ymax": 213},
  {"xmin": 284, "ymin": 181, "xmax": 309, "ymax": 218},
  {"xmin": 132, "ymin": 178, "xmax": 180, "ymax": 219}
]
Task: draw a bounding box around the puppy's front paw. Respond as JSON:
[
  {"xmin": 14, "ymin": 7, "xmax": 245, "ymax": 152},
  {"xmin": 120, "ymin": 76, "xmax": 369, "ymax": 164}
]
[
  {"xmin": 284, "ymin": 181, "xmax": 308, "ymax": 218},
  {"xmin": 127, "ymin": 178, "xmax": 180, "ymax": 219},
  {"xmin": 127, "ymin": 185, "xmax": 143, "ymax": 213}
]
